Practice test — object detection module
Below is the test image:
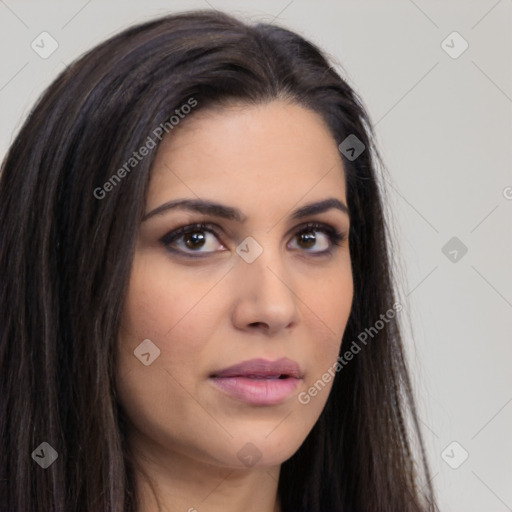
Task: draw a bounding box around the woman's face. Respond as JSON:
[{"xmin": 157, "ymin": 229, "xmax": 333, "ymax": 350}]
[{"xmin": 116, "ymin": 100, "xmax": 353, "ymax": 471}]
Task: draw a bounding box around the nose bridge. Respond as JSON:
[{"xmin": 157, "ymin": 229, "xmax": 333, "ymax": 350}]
[
  {"xmin": 231, "ymin": 233, "xmax": 300, "ymax": 330},
  {"xmin": 236, "ymin": 233, "xmax": 288, "ymax": 292}
]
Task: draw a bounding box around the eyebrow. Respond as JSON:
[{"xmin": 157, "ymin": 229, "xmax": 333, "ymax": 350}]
[{"xmin": 141, "ymin": 197, "xmax": 349, "ymax": 223}]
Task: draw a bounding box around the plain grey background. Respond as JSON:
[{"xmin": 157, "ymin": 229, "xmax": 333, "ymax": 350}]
[{"xmin": 1, "ymin": 1, "xmax": 511, "ymax": 510}]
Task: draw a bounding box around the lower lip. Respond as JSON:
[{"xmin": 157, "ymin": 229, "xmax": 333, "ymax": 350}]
[{"xmin": 209, "ymin": 376, "xmax": 301, "ymax": 405}]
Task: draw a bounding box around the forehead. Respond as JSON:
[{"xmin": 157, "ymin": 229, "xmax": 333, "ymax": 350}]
[{"xmin": 146, "ymin": 100, "xmax": 347, "ymax": 217}]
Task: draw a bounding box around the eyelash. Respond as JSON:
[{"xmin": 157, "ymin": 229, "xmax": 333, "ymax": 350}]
[{"xmin": 160, "ymin": 221, "xmax": 347, "ymax": 258}]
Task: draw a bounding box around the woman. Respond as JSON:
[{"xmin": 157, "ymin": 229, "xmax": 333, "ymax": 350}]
[{"xmin": 0, "ymin": 9, "xmax": 438, "ymax": 512}]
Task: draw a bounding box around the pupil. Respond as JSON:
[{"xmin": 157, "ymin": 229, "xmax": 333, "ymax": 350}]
[
  {"xmin": 185, "ymin": 231, "xmax": 205, "ymax": 249},
  {"xmin": 300, "ymin": 232, "xmax": 315, "ymax": 248}
]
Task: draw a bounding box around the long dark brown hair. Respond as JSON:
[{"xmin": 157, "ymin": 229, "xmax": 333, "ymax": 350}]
[{"xmin": 0, "ymin": 9, "xmax": 437, "ymax": 511}]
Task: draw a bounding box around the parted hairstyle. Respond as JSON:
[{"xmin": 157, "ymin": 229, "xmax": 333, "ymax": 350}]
[{"xmin": 0, "ymin": 9, "xmax": 438, "ymax": 512}]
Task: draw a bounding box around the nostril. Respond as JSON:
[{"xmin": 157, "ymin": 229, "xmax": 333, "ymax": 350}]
[{"xmin": 249, "ymin": 322, "xmax": 268, "ymax": 329}]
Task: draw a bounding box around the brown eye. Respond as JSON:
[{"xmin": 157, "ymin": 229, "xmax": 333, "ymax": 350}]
[
  {"xmin": 289, "ymin": 223, "xmax": 346, "ymax": 254},
  {"xmin": 183, "ymin": 230, "xmax": 207, "ymax": 250},
  {"xmin": 161, "ymin": 223, "xmax": 225, "ymax": 255},
  {"xmin": 297, "ymin": 231, "xmax": 320, "ymax": 249}
]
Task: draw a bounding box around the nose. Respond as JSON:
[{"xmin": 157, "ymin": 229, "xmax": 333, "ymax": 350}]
[{"xmin": 230, "ymin": 243, "xmax": 301, "ymax": 336}]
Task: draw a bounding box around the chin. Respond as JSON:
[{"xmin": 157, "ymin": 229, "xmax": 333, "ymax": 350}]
[{"xmin": 215, "ymin": 424, "xmax": 310, "ymax": 469}]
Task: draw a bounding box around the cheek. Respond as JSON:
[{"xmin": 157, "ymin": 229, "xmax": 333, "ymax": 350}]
[
  {"xmin": 119, "ymin": 252, "xmax": 215, "ymax": 354},
  {"xmin": 311, "ymin": 262, "xmax": 353, "ymax": 336},
  {"xmin": 115, "ymin": 255, "xmax": 220, "ymax": 442},
  {"xmin": 305, "ymin": 264, "xmax": 353, "ymax": 378},
  {"xmin": 324, "ymin": 275, "xmax": 353, "ymax": 334}
]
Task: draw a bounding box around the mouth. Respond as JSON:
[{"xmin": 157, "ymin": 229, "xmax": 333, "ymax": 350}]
[{"xmin": 209, "ymin": 358, "xmax": 303, "ymax": 405}]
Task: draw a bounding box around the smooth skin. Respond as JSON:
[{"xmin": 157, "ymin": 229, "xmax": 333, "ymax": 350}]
[{"xmin": 116, "ymin": 100, "xmax": 354, "ymax": 512}]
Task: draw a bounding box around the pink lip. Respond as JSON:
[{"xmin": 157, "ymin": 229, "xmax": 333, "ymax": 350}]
[{"xmin": 209, "ymin": 358, "xmax": 302, "ymax": 406}]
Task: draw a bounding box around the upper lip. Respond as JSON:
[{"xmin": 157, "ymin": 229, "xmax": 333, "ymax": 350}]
[{"xmin": 210, "ymin": 357, "xmax": 303, "ymax": 379}]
